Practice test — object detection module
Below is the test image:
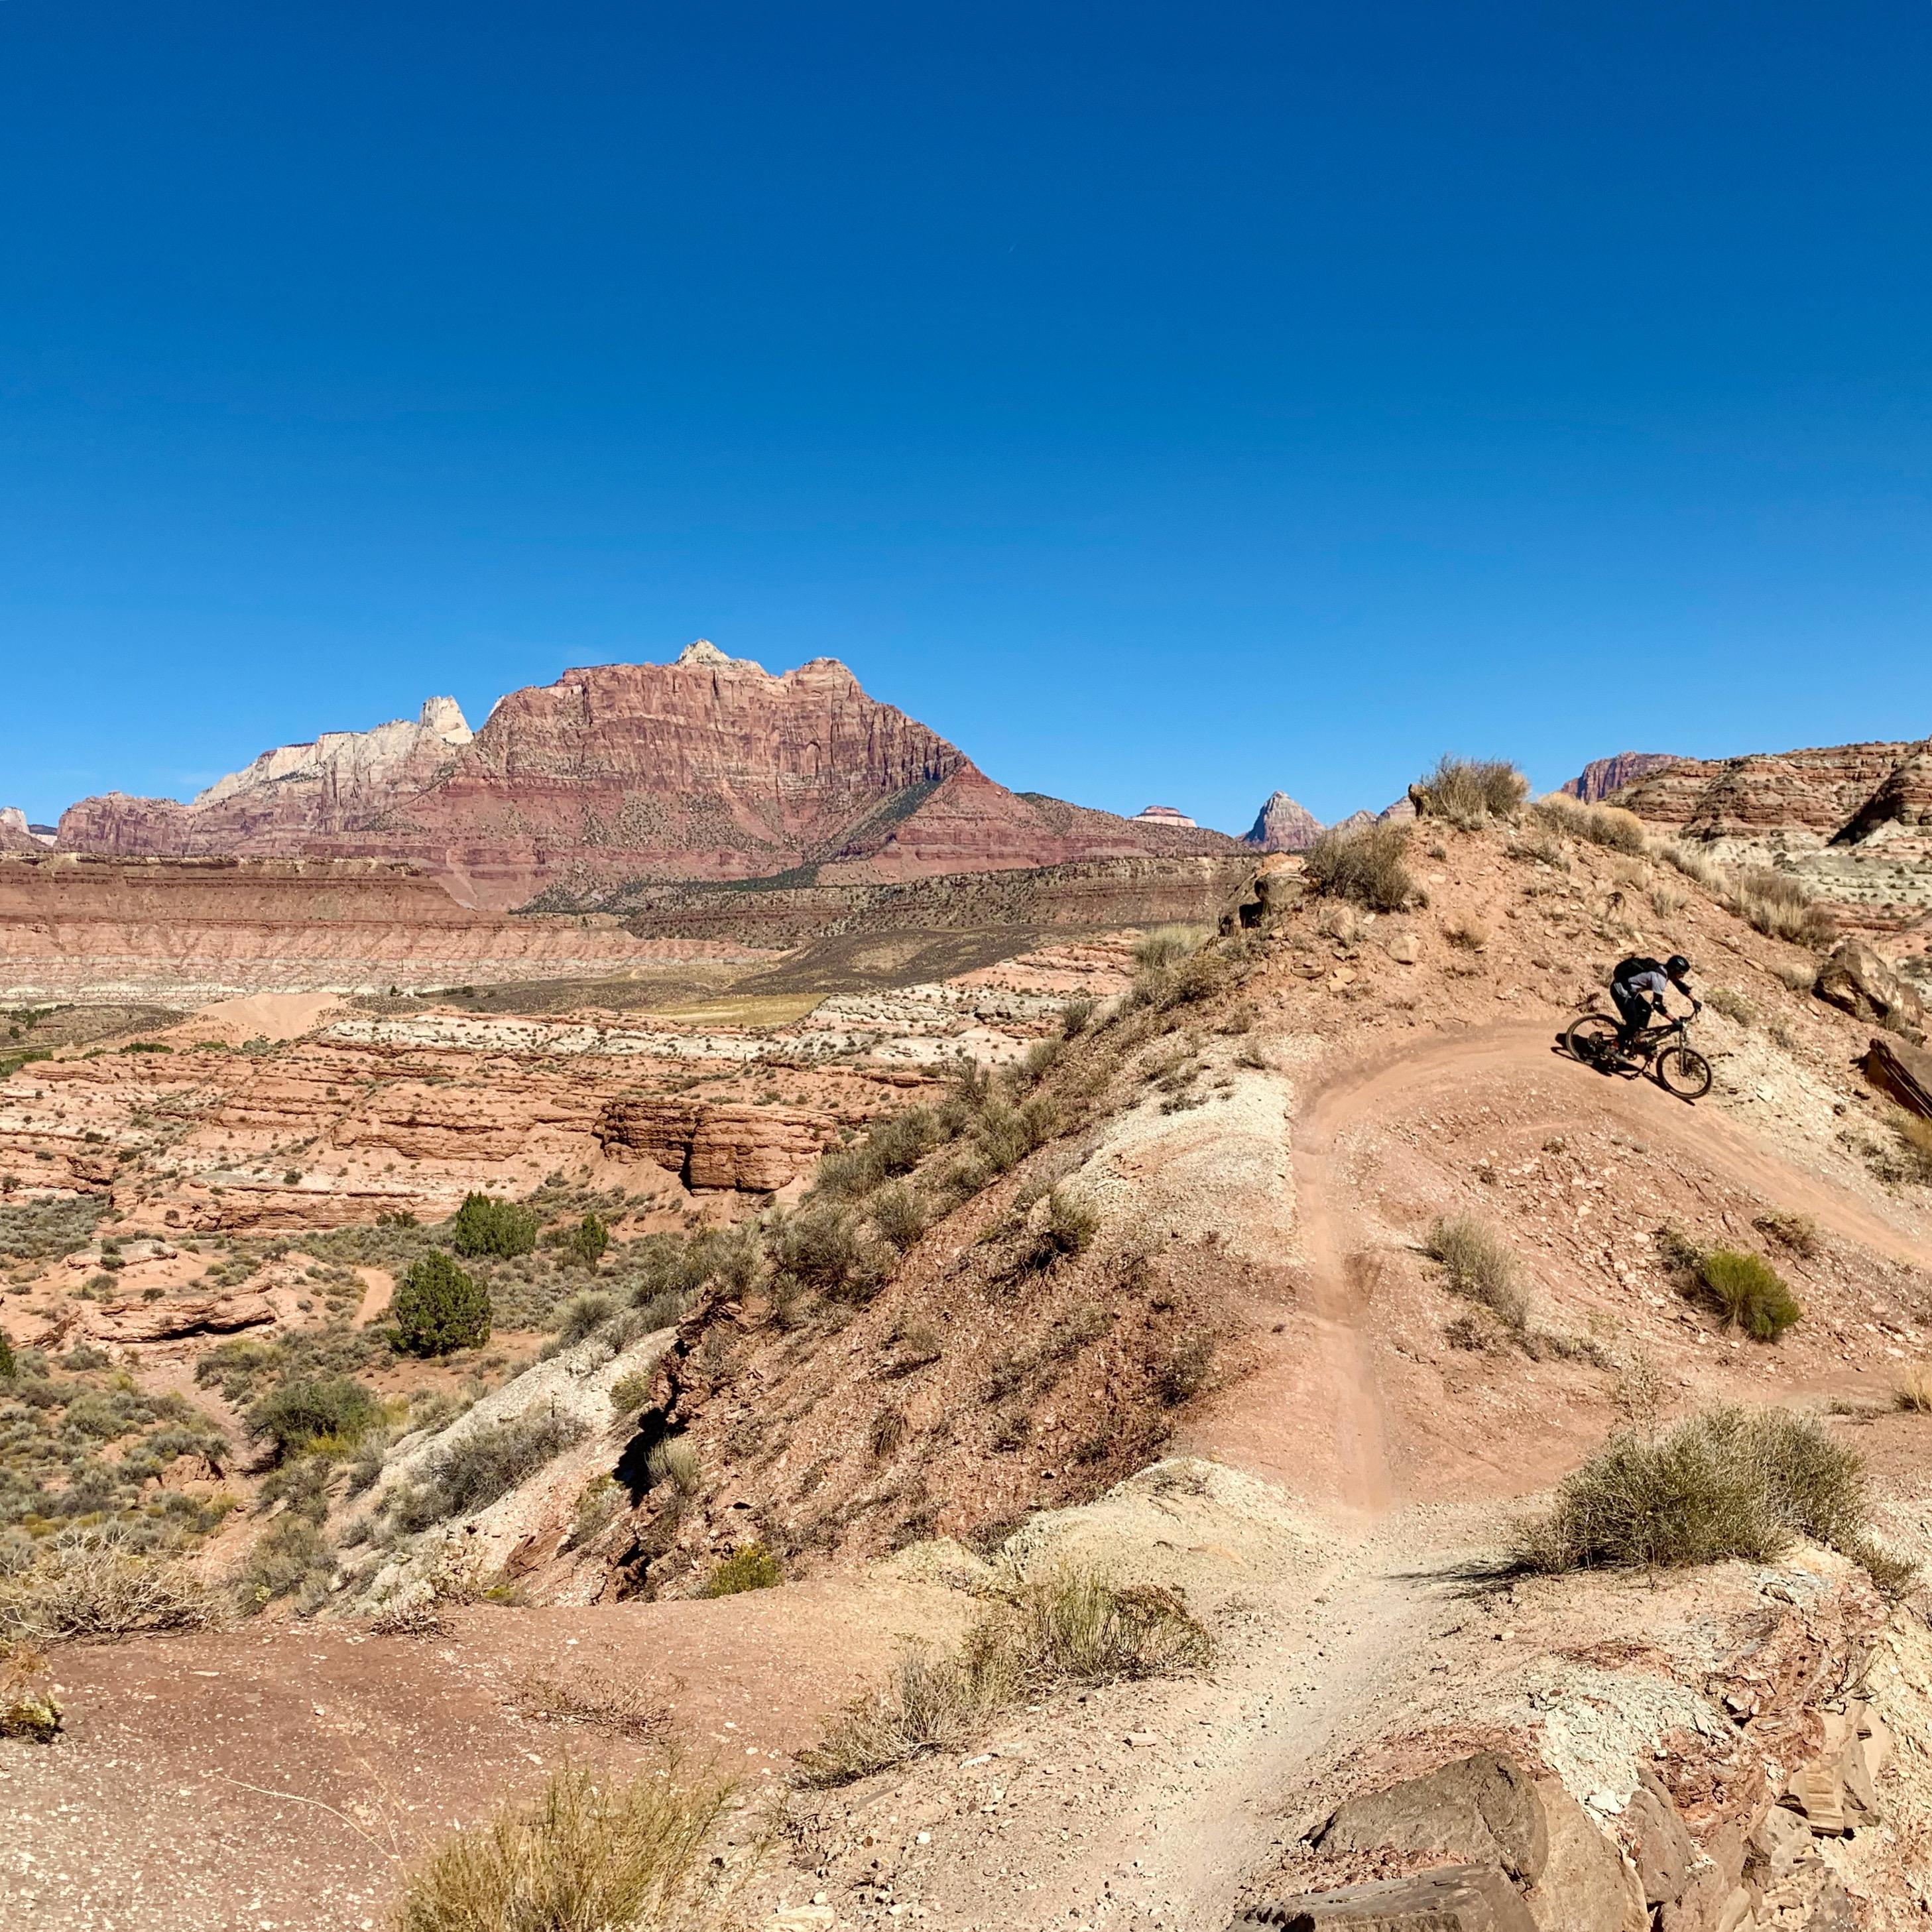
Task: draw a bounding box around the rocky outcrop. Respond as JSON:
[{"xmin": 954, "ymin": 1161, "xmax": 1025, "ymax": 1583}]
[
  {"xmin": 0, "ymin": 809, "xmax": 40, "ymax": 855},
  {"xmin": 1131, "ymin": 805, "xmax": 1197, "ymax": 828},
  {"xmin": 1244, "ymin": 793, "xmax": 1323, "ymax": 853},
  {"xmin": 82, "ymin": 1291, "xmax": 277, "ymax": 1343},
  {"xmin": 1237, "ymin": 1865, "xmax": 1538, "ymax": 1929},
  {"xmin": 593, "ymin": 1096, "xmax": 833, "ymax": 1191},
  {"xmin": 1559, "ymin": 753, "xmax": 1686, "ymax": 804},
  {"xmin": 56, "ymin": 643, "xmax": 1237, "ymax": 909},
  {"xmin": 1813, "ymin": 939, "xmax": 1927, "ymax": 1038},
  {"xmin": 1610, "ymin": 736, "xmax": 1932, "ymax": 933}
]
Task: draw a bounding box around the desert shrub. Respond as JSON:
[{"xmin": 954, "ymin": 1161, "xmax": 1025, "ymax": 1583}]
[
  {"xmin": 1133, "ymin": 927, "xmax": 1201, "ymax": 972},
  {"xmin": 646, "ymin": 1437, "xmax": 701, "ymax": 1500},
  {"xmin": 1515, "ymin": 1406, "xmax": 1882, "ymax": 1577},
  {"xmin": 0, "ymin": 1526, "xmax": 218, "ymax": 1639},
  {"xmin": 1155, "ymin": 1334, "xmax": 1214, "ymax": 1406},
  {"xmin": 1528, "ymin": 795, "xmax": 1646, "ymax": 855},
  {"xmin": 1416, "ymin": 756, "xmax": 1528, "ymax": 830},
  {"xmin": 869, "ymin": 1404, "xmax": 907, "ymax": 1458},
  {"xmin": 1696, "ymin": 1250, "xmax": 1801, "ymax": 1341},
  {"xmin": 554, "ymin": 1291, "xmax": 616, "ymax": 1345},
  {"xmin": 390, "ymin": 1758, "xmax": 732, "ymax": 1932},
  {"xmin": 246, "ymin": 1376, "xmax": 381, "ymax": 1462},
  {"xmin": 1014, "ymin": 1036, "xmax": 1063, "ymax": 1087},
  {"xmin": 609, "ymin": 1368, "xmax": 655, "ymax": 1416},
  {"xmin": 1752, "ymin": 1210, "xmax": 1819, "ymax": 1258},
  {"xmin": 985, "ymin": 1569, "xmax": 1212, "ymax": 1690},
  {"xmin": 566, "ymin": 1474, "xmax": 626, "ymax": 1549},
  {"xmin": 393, "ymin": 1251, "xmax": 491, "ymax": 1357},
  {"xmin": 1660, "ymin": 841, "xmax": 1727, "ymax": 890},
  {"xmin": 0, "ymin": 1196, "xmax": 103, "ymax": 1263},
  {"xmin": 1705, "ymin": 987, "xmax": 1756, "ymax": 1027},
  {"xmin": 1423, "ymin": 1217, "xmax": 1527, "ymax": 1332},
  {"xmin": 1443, "ymin": 914, "xmax": 1488, "ymax": 952},
  {"xmin": 1888, "ymin": 1113, "xmax": 1932, "ymax": 1185},
  {"xmin": 237, "ymin": 1516, "xmax": 335, "ymax": 1615},
  {"xmin": 396, "ymin": 1410, "xmax": 589, "ymax": 1530},
  {"xmin": 1896, "ymin": 1366, "xmax": 1932, "ymax": 1415},
  {"xmin": 869, "ymin": 1181, "xmax": 926, "ymax": 1252},
  {"xmin": 770, "ymin": 1206, "xmax": 889, "ymax": 1305},
  {"xmin": 1060, "ymin": 995, "xmax": 1095, "ymax": 1037},
  {"xmin": 701, "ymin": 1542, "xmax": 782, "ymax": 1597},
  {"xmin": 1035, "ymin": 1188, "xmax": 1099, "ymax": 1261},
  {"xmin": 1727, "ymin": 869, "xmax": 1836, "ymax": 949},
  {"xmin": 0, "ymin": 1332, "xmax": 13, "ymax": 1380},
  {"xmin": 1304, "ymin": 822, "xmax": 1415, "ymax": 912},
  {"xmin": 796, "ymin": 1567, "xmax": 1208, "ymax": 1788},
  {"xmin": 446, "ymin": 1193, "xmax": 539, "ymax": 1260}
]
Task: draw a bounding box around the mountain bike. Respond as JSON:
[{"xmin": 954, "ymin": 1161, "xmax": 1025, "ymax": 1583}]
[{"xmin": 1565, "ymin": 1003, "xmax": 1713, "ymax": 1101}]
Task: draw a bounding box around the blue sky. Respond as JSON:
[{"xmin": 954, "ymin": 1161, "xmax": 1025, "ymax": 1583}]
[{"xmin": 3, "ymin": 1, "xmax": 1929, "ymax": 834}]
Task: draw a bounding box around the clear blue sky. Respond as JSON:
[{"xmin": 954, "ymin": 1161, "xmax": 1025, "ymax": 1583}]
[{"xmin": 3, "ymin": 2, "xmax": 1930, "ymax": 834}]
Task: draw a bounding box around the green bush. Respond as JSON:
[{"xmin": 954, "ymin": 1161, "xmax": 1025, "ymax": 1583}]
[
  {"xmin": 238, "ymin": 1516, "xmax": 335, "ymax": 1615},
  {"xmin": 0, "ymin": 1331, "xmax": 13, "ymax": 1380},
  {"xmin": 554, "ymin": 1290, "xmax": 616, "ymax": 1345},
  {"xmin": 446, "ymin": 1193, "xmax": 538, "ymax": 1260},
  {"xmin": 246, "ymin": 1376, "xmax": 381, "ymax": 1461},
  {"xmin": 1304, "ymin": 822, "xmax": 1416, "ymax": 912},
  {"xmin": 701, "ymin": 1543, "xmax": 783, "ymax": 1597},
  {"xmin": 1515, "ymin": 1406, "xmax": 1874, "ymax": 1575},
  {"xmin": 393, "ymin": 1251, "xmax": 491, "ymax": 1357},
  {"xmin": 1697, "ymin": 1249, "xmax": 1801, "ymax": 1341}
]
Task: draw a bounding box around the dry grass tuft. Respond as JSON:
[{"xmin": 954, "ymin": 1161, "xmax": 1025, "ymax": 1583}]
[
  {"xmin": 389, "ymin": 1757, "xmax": 731, "ymax": 1932},
  {"xmin": 795, "ymin": 1567, "xmax": 1209, "ymax": 1788},
  {"xmin": 0, "ymin": 1527, "xmax": 219, "ymax": 1640},
  {"xmin": 1416, "ymin": 756, "xmax": 1528, "ymax": 830},
  {"xmin": 1529, "ymin": 795, "xmax": 1647, "ymax": 854},
  {"xmin": 1726, "ymin": 868, "xmax": 1837, "ymax": 949},
  {"xmin": 1514, "ymin": 1406, "xmax": 1886, "ymax": 1578},
  {"xmin": 1752, "ymin": 1210, "xmax": 1819, "ymax": 1258},
  {"xmin": 512, "ymin": 1669, "xmax": 668, "ymax": 1738},
  {"xmin": 1442, "ymin": 914, "xmax": 1489, "ymax": 953},
  {"xmin": 1896, "ymin": 1366, "xmax": 1932, "ymax": 1416},
  {"xmin": 1423, "ymin": 1217, "xmax": 1527, "ymax": 1333}
]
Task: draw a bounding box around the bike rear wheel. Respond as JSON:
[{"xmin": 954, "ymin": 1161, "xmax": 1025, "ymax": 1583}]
[
  {"xmin": 1656, "ymin": 1045, "xmax": 1713, "ymax": 1100},
  {"xmin": 1565, "ymin": 1014, "xmax": 1622, "ymax": 1066}
]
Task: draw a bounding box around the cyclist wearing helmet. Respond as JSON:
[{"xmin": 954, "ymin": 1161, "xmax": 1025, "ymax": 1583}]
[{"xmin": 1609, "ymin": 952, "xmax": 1696, "ymax": 1058}]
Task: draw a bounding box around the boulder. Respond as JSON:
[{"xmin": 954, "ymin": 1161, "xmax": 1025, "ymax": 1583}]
[
  {"xmin": 1862, "ymin": 1032, "xmax": 1932, "ymax": 1119},
  {"xmin": 1237, "ymin": 1864, "xmax": 1538, "ymax": 1931},
  {"xmin": 1314, "ymin": 1752, "xmax": 1549, "ymax": 1886},
  {"xmin": 1622, "ymin": 1771, "xmax": 1699, "ymax": 1907},
  {"xmin": 1520, "ymin": 1779, "xmax": 1646, "ymax": 1932},
  {"xmin": 1813, "ymin": 941, "xmax": 1927, "ymax": 1038},
  {"xmin": 594, "ymin": 1097, "xmax": 833, "ymax": 1191},
  {"xmin": 1743, "ymin": 1802, "xmax": 1811, "ymax": 1883}
]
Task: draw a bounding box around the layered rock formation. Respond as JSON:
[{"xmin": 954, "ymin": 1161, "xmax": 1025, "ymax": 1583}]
[
  {"xmin": 0, "ymin": 852, "xmax": 760, "ymax": 1002},
  {"xmin": 57, "ymin": 642, "xmax": 1237, "ymax": 909},
  {"xmin": 1557, "ymin": 751, "xmax": 1684, "ymax": 804},
  {"xmin": 1242, "ymin": 792, "xmax": 1322, "ymax": 852},
  {"xmin": 1608, "ymin": 735, "xmax": 1932, "ymax": 932},
  {"xmin": 0, "ymin": 808, "xmax": 40, "ymax": 854}
]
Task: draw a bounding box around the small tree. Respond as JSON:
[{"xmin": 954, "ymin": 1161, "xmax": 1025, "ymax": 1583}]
[
  {"xmin": 447, "ymin": 1193, "xmax": 538, "ymax": 1260},
  {"xmin": 247, "ymin": 1376, "xmax": 381, "ymax": 1461},
  {"xmin": 393, "ymin": 1250, "xmax": 491, "ymax": 1357},
  {"xmin": 568, "ymin": 1213, "xmax": 610, "ymax": 1268}
]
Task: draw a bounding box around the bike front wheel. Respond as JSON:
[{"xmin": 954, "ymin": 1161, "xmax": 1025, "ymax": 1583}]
[
  {"xmin": 1565, "ymin": 1013, "xmax": 1621, "ymax": 1067},
  {"xmin": 1656, "ymin": 1046, "xmax": 1712, "ymax": 1100}
]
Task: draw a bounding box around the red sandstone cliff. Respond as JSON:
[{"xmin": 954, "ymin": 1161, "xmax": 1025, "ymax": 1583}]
[
  {"xmin": 1557, "ymin": 752, "xmax": 1685, "ymax": 804},
  {"xmin": 56, "ymin": 642, "xmax": 1236, "ymax": 908}
]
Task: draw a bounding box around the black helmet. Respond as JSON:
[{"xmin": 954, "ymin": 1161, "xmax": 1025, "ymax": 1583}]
[{"xmin": 1666, "ymin": 955, "xmax": 1691, "ymax": 978}]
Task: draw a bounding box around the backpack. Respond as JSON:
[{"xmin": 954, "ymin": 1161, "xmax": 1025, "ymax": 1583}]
[{"xmin": 1612, "ymin": 955, "xmax": 1664, "ymax": 986}]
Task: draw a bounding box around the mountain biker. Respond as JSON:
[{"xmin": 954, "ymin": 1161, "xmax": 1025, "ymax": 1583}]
[{"xmin": 1610, "ymin": 952, "xmax": 1697, "ymax": 1059}]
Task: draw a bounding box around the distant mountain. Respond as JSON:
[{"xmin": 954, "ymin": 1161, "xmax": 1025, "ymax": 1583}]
[
  {"xmin": 1558, "ymin": 752, "xmax": 1685, "ymax": 804},
  {"xmin": 1242, "ymin": 792, "xmax": 1322, "ymax": 852},
  {"xmin": 56, "ymin": 641, "xmax": 1238, "ymax": 910}
]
